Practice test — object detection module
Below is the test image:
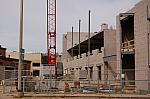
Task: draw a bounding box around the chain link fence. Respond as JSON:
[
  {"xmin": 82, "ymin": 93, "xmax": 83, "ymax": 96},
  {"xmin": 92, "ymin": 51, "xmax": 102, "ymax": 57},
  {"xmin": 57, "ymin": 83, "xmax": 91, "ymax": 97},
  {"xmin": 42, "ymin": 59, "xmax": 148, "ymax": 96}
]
[{"xmin": 0, "ymin": 69, "xmax": 150, "ymax": 95}]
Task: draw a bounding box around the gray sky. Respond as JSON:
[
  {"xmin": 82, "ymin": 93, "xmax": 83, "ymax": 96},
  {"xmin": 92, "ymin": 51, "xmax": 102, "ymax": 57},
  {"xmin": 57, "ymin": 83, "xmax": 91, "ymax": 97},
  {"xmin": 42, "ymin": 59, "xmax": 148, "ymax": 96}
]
[{"xmin": 0, "ymin": 0, "xmax": 140, "ymax": 53}]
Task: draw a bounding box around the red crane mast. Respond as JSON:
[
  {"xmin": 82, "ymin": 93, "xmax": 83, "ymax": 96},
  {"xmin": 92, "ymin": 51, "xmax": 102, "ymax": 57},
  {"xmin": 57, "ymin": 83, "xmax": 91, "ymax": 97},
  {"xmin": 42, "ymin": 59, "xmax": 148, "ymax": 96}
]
[{"xmin": 47, "ymin": 0, "xmax": 57, "ymax": 78}]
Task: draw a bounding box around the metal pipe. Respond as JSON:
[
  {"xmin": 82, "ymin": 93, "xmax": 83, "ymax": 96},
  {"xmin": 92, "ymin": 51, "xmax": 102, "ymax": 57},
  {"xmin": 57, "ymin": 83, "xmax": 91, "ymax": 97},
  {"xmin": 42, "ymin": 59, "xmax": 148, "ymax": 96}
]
[
  {"xmin": 147, "ymin": 5, "xmax": 150, "ymax": 91},
  {"xmin": 88, "ymin": 10, "xmax": 91, "ymax": 54},
  {"xmin": 72, "ymin": 26, "xmax": 74, "ymax": 59},
  {"xmin": 79, "ymin": 19, "xmax": 81, "ymax": 58},
  {"xmin": 55, "ymin": 0, "xmax": 57, "ymax": 79},
  {"xmin": 147, "ymin": 5, "xmax": 150, "ymax": 68},
  {"xmin": 88, "ymin": 10, "xmax": 91, "ymax": 80}
]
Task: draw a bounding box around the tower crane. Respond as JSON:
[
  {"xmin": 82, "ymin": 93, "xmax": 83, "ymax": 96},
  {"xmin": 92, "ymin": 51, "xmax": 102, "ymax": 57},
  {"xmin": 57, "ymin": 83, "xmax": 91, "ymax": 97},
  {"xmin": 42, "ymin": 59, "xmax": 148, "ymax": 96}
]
[{"xmin": 47, "ymin": 0, "xmax": 57, "ymax": 79}]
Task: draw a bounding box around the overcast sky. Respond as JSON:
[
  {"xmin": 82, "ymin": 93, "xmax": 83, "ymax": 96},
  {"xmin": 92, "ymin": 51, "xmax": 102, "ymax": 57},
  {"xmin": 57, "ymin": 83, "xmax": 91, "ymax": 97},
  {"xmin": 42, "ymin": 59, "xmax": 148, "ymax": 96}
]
[{"xmin": 0, "ymin": 0, "xmax": 140, "ymax": 53}]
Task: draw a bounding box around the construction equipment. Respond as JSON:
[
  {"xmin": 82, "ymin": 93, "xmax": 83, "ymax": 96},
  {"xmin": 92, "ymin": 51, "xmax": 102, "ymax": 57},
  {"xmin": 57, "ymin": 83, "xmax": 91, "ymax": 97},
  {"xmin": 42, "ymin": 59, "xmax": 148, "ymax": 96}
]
[{"xmin": 47, "ymin": 0, "xmax": 57, "ymax": 79}]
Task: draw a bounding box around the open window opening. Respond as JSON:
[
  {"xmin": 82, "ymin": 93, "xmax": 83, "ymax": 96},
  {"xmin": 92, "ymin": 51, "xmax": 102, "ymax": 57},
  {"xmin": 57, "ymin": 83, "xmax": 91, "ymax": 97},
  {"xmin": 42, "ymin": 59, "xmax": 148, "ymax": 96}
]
[
  {"xmin": 120, "ymin": 14, "xmax": 135, "ymax": 86},
  {"xmin": 122, "ymin": 54, "xmax": 135, "ymax": 85},
  {"xmin": 33, "ymin": 70, "xmax": 40, "ymax": 77},
  {"xmin": 121, "ymin": 15, "xmax": 134, "ymax": 51}
]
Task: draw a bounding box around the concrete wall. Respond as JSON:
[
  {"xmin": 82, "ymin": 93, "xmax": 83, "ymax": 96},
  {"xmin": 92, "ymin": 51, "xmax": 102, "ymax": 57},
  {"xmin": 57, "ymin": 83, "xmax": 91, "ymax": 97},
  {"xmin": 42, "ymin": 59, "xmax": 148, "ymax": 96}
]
[
  {"xmin": 63, "ymin": 48, "xmax": 104, "ymax": 81},
  {"xmin": 25, "ymin": 53, "xmax": 41, "ymax": 75},
  {"xmin": 104, "ymin": 29, "xmax": 116, "ymax": 57},
  {"xmin": 103, "ymin": 29, "xmax": 117, "ymax": 84},
  {"xmin": 62, "ymin": 34, "xmax": 72, "ymax": 61},
  {"xmin": 133, "ymin": 0, "xmax": 150, "ymax": 90},
  {"xmin": 116, "ymin": 0, "xmax": 150, "ymax": 90}
]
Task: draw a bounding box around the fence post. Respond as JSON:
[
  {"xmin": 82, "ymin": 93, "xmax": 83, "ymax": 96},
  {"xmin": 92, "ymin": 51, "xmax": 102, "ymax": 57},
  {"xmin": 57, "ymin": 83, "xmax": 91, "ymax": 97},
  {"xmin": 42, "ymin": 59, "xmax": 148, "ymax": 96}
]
[
  {"xmin": 23, "ymin": 78, "xmax": 25, "ymax": 93},
  {"xmin": 2, "ymin": 80, "xmax": 5, "ymax": 94},
  {"xmin": 3, "ymin": 66, "xmax": 5, "ymax": 94},
  {"xmin": 109, "ymin": 78, "xmax": 110, "ymax": 95}
]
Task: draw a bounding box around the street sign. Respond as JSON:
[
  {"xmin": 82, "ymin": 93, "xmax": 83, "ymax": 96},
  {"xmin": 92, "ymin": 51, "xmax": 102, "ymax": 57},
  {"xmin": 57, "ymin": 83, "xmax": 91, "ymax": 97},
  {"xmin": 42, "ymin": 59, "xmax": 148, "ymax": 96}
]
[{"xmin": 20, "ymin": 48, "xmax": 25, "ymax": 64}]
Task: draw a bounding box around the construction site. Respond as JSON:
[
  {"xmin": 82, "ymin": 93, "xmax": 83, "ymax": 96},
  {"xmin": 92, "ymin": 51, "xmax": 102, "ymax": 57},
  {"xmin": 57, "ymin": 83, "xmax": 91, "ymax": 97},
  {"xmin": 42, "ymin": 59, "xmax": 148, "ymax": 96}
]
[{"xmin": 1, "ymin": 0, "xmax": 150, "ymax": 98}]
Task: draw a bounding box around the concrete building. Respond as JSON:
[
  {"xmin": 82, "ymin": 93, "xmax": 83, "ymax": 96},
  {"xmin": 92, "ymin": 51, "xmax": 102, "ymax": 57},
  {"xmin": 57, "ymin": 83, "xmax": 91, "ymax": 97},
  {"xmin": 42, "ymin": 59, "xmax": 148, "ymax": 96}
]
[
  {"xmin": 0, "ymin": 45, "xmax": 31, "ymax": 80},
  {"xmin": 116, "ymin": 0, "xmax": 150, "ymax": 91},
  {"xmin": 62, "ymin": 24, "xmax": 117, "ymax": 84},
  {"xmin": 7, "ymin": 52, "xmax": 63, "ymax": 79},
  {"xmin": 6, "ymin": 52, "xmax": 42, "ymax": 77},
  {"xmin": 62, "ymin": 0, "xmax": 150, "ymax": 91},
  {"xmin": 25, "ymin": 53, "xmax": 42, "ymax": 76}
]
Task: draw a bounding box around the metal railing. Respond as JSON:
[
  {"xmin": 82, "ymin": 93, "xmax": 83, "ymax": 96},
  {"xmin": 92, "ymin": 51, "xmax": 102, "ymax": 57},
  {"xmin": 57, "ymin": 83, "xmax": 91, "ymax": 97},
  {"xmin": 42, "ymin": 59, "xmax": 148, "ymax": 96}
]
[{"xmin": 122, "ymin": 40, "xmax": 134, "ymax": 50}]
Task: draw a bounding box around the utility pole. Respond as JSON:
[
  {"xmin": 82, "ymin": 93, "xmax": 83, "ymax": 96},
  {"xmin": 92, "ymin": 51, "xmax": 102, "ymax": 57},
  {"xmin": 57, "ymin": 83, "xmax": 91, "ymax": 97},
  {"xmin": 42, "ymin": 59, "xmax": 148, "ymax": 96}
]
[{"xmin": 18, "ymin": 0, "xmax": 24, "ymax": 97}]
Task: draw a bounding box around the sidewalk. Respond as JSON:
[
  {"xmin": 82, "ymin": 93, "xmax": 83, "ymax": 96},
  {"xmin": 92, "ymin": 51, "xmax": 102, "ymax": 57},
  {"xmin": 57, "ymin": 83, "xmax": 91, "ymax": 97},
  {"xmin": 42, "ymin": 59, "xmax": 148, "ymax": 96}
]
[
  {"xmin": 0, "ymin": 93, "xmax": 13, "ymax": 99},
  {"xmin": 1, "ymin": 93, "xmax": 150, "ymax": 99},
  {"xmin": 11, "ymin": 93, "xmax": 150, "ymax": 99}
]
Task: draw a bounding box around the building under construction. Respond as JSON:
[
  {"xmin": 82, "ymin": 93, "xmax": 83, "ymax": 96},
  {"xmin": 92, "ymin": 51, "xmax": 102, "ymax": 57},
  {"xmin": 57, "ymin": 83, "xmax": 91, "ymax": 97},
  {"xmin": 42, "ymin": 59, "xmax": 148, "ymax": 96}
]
[
  {"xmin": 62, "ymin": 0, "xmax": 150, "ymax": 91},
  {"xmin": 116, "ymin": 0, "xmax": 150, "ymax": 91},
  {"xmin": 62, "ymin": 24, "xmax": 117, "ymax": 83}
]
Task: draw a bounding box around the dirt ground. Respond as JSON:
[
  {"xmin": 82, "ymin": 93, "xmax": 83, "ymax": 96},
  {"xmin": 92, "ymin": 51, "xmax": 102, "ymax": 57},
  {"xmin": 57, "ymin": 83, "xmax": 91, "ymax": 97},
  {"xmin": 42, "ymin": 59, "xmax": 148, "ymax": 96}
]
[{"xmin": 1, "ymin": 93, "xmax": 150, "ymax": 99}]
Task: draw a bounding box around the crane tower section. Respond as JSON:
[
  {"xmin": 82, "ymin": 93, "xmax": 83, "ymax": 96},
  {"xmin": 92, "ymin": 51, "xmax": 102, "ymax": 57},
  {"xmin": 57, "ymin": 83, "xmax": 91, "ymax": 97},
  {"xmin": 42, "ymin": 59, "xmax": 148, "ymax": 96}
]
[{"xmin": 47, "ymin": 0, "xmax": 57, "ymax": 76}]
